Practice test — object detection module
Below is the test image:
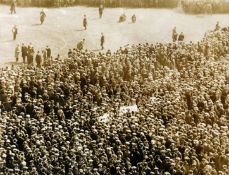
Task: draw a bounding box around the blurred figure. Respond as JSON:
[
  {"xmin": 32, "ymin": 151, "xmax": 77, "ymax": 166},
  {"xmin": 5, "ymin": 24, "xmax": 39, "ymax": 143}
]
[
  {"xmin": 100, "ymin": 33, "xmax": 105, "ymax": 50},
  {"xmin": 119, "ymin": 13, "xmax": 126, "ymax": 23},
  {"xmin": 15, "ymin": 44, "xmax": 20, "ymax": 62},
  {"xmin": 172, "ymin": 27, "xmax": 178, "ymax": 42},
  {"xmin": 10, "ymin": 0, "xmax": 16, "ymax": 14},
  {"xmin": 46, "ymin": 46, "xmax": 51, "ymax": 60},
  {"xmin": 178, "ymin": 32, "xmax": 184, "ymax": 42},
  {"xmin": 77, "ymin": 39, "xmax": 85, "ymax": 50},
  {"xmin": 99, "ymin": 4, "xmax": 104, "ymax": 18},
  {"xmin": 12, "ymin": 25, "xmax": 18, "ymax": 40},
  {"xmin": 42, "ymin": 49, "xmax": 47, "ymax": 66},
  {"xmin": 27, "ymin": 44, "xmax": 35, "ymax": 66},
  {"xmin": 35, "ymin": 51, "xmax": 42, "ymax": 68},
  {"xmin": 215, "ymin": 21, "xmax": 220, "ymax": 31},
  {"xmin": 83, "ymin": 15, "xmax": 88, "ymax": 30},
  {"xmin": 21, "ymin": 43, "xmax": 27, "ymax": 64},
  {"xmin": 40, "ymin": 9, "xmax": 46, "ymax": 25},
  {"xmin": 131, "ymin": 14, "xmax": 136, "ymax": 23}
]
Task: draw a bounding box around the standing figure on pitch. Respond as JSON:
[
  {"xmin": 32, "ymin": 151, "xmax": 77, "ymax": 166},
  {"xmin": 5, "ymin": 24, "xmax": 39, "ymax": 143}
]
[
  {"xmin": 10, "ymin": 0, "xmax": 16, "ymax": 14},
  {"xmin": 100, "ymin": 33, "xmax": 105, "ymax": 50},
  {"xmin": 35, "ymin": 51, "xmax": 42, "ymax": 68},
  {"xmin": 172, "ymin": 27, "xmax": 178, "ymax": 42},
  {"xmin": 215, "ymin": 21, "xmax": 220, "ymax": 31},
  {"xmin": 40, "ymin": 9, "xmax": 46, "ymax": 25},
  {"xmin": 15, "ymin": 44, "xmax": 20, "ymax": 62},
  {"xmin": 119, "ymin": 13, "xmax": 126, "ymax": 23},
  {"xmin": 77, "ymin": 39, "xmax": 85, "ymax": 50},
  {"xmin": 46, "ymin": 46, "xmax": 52, "ymax": 62},
  {"xmin": 42, "ymin": 49, "xmax": 47, "ymax": 66},
  {"xmin": 12, "ymin": 25, "xmax": 18, "ymax": 40},
  {"xmin": 99, "ymin": 4, "xmax": 104, "ymax": 18},
  {"xmin": 83, "ymin": 15, "xmax": 88, "ymax": 30},
  {"xmin": 131, "ymin": 14, "xmax": 136, "ymax": 23},
  {"xmin": 21, "ymin": 43, "xmax": 27, "ymax": 64},
  {"xmin": 178, "ymin": 32, "xmax": 184, "ymax": 42}
]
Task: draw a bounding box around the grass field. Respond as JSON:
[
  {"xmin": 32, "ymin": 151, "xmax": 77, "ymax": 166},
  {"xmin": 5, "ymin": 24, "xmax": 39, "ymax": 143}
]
[{"xmin": 0, "ymin": 5, "xmax": 228, "ymax": 66}]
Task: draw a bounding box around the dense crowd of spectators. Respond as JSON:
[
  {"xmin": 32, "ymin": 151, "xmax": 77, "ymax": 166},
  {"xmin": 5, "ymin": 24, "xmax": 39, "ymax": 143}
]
[
  {"xmin": 2, "ymin": 0, "xmax": 229, "ymax": 14},
  {"xmin": 0, "ymin": 25, "xmax": 229, "ymax": 174},
  {"xmin": 0, "ymin": 0, "xmax": 179, "ymax": 8},
  {"xmin": 181, "ymin": 0, "xmax": 229, "ymax": 14}
]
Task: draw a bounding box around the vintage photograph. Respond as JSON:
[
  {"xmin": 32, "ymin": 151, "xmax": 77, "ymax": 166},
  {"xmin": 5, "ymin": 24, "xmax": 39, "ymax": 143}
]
[{"xmin": 0, "ymin": 0, "xmax": 228, "ymax": 174}]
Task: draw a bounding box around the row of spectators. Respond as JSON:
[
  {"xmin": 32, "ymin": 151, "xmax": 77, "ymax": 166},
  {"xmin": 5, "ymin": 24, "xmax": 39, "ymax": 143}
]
[
  {"xmin": 0, "ymin": 0, "xmax": 179, "ymax": 8},
  {"xmin": 15, "ymin": 44, "xmax": 53, "ymax": 67},
  {"xmin": 0, "ymin": 25, "xmax": 228, "ymax": 174},
  {"xmin": 2, "ymin": 0, "xmax": 229, "ymax": 14}
]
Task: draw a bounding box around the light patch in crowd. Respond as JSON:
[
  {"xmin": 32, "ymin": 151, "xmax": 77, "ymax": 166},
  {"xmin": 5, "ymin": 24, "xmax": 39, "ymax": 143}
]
[
  {"xmin": 98, "ymin": 113, "xmax": 110, "ymax": 123},
  {"xmin": 119, "ymin": 105, "xmax": 139, "ymax": 114},
  {"xmin": 150, "ymin": 97, "xmax": 160, "ymax": 104}
]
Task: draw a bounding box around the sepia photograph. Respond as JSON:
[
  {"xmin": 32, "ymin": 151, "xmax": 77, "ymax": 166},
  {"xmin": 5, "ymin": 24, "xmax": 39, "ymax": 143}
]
[{"xmin": 0, "ymin": 0, "xmax": 229, "ymax": 174}]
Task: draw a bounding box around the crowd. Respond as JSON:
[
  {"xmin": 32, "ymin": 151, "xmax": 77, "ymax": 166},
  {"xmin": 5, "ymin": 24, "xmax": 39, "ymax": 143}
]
[
  {"xmin": 1, "ymin": 0, "xmax": 179, "ymax": 8},
  {"xmin": 181, "ymin": 0, "xmax": 229, "ymax": 14},
  {"xmin": 2, "ymin": 0, "xmax": 229, "ymax": 14},
  {"xmin": 0, "ymin": 25, "xmax": 229, "ymax": 175}
]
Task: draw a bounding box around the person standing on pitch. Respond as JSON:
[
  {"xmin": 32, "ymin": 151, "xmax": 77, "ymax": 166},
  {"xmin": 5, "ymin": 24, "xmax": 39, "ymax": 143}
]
[
  {"xmin": 46, "ymin": 46, "xmax": 52, "ymax": 62},
  {"xmin": 21, "ymin": 43, "xmax": 28, "ymax": 64},
  {"xmin": 83, "ymin": 15, "xmax": 88, "ymax": 30},
  {"xmin": 15, "ymin": 44, "xmax": 20, "ymax": 62},
  {"xmin": 99, "ymin": 4, "xmax": 104, "ymax": 18},
  {"xmin": 172, "ymin": 27, "xmax": 177, "ymax": 42},
  {"xmin": 12, "ymin": 25, "xmax": 18, "ymax": 40},
  {"xmin": 100, "ymin": 33, "xmax": 105, "ymax": 50},
  {"xmin": 178, "ymin": 32, "xmax": 184, "ymax": 42},
  {"xmin": 10, "ymin": 0, "xmax": 16, "ymax": 14},
  {"xmin": 131, "ymin": 14, "xmax": 136, "ymax": 23},
  {"xmin": 35, "ymin": 51, "xmax": 42, "ymax": 68},
  {"xmin": 40, "ymin": 9, "xmax": 46, "ymax": 25},
  {"xmin": 77, "ymin": 39, "xmax": 85, "ymax": 50}
]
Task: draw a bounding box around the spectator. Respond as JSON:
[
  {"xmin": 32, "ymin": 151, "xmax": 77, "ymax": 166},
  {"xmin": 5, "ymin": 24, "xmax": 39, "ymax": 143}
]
[
  {"xmin": 35, "ymin": 51, "xmax": 42, "ymax": 67},
  {"xmin": 15, "ymin": 44, "xmax": 20, "ymax": 62},
  {"xmin": 101, "ymin": 33, "xmax": 105, "ymax": 49},
  {"xmin": 178, "ymin": 32, "xmax": 184, "ymax": 42}
]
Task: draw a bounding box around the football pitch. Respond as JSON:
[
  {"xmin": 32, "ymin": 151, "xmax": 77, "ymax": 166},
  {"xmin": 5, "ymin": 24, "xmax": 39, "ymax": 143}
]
[{"xmin": 0, "ymin": 5, "xmax": 228, "ymax": 66}]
